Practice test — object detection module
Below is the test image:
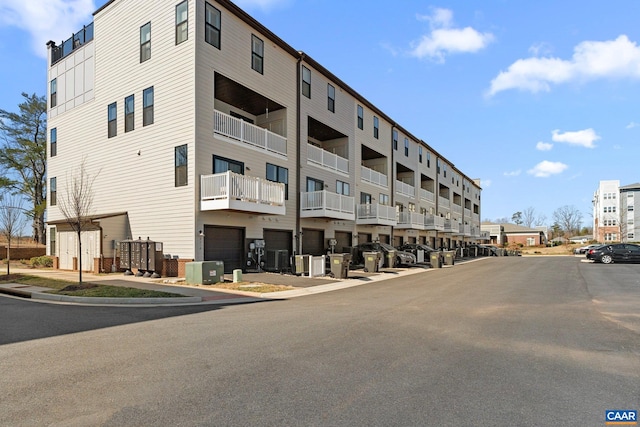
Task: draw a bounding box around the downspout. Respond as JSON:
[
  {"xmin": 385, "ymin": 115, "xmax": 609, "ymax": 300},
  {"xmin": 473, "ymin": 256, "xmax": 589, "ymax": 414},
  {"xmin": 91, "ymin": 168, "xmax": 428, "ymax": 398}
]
[
  {"xmin": 390, "ymin": 125, "xmax": 396, "ymax": 245},
  {"xmin": 295, "ymin": 53, "xmax": 305, "ymax": 255}
]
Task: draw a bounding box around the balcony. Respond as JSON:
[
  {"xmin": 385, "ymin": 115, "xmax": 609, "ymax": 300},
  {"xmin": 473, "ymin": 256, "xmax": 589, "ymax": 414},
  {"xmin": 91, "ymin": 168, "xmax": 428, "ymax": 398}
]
[
  {"xmin": 214, "ymin": 110, "xmax": 287, "ymax": 157},
  {"xmin": 396, "ymin": 212, "xmax": 425, "ymax": 230},
  {"xmin": 201, "ymin": 171, "xmax": 285, "ymax": 215},
  {"xmin": 425, "ymin": 215, "xmax": 445, "ymax": 231},
  {"xmin": 444, "ymin": 218, "xmax": 460, "ymax": 233},
  {"xmin": 439, "ymin": 197, "xmax": 450, "ymax": 209},
  {"xmin": 300, "ymin": 190, "xmax": 355, "ymax": 220},
  {"xmin": 420, "ymin": 189, "xmax": 435, "ymax": 203},
  {"xmin": 356, "ymin": 203, "xmax": 396, "ymax": 226},
  {"xmin": 452, "ymin": 204, "xmax": 462, "ymax": 215},
  {"xmin": 307, "ymin": 144, "xmax": 348, "ymax": 174},
  {"xmin": 361, "ymin": 165, "xmax": 388, "ymax": 188},
  {"xmin": 458, "ymin": 223, "xmax": 471, "ymax": 236},
  {"xmin": 395, "ymin": 180, "xmax": 415, "ymax": 198},
  {"xmin": 479, "ymin": 231, "xmax": 491, "ymax": 241}
]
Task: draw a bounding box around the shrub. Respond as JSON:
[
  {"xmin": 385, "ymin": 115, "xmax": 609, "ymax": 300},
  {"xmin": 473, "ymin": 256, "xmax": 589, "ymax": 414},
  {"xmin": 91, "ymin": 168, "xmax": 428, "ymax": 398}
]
[{"xmin": 31, "ymin": 256, "xmax": 53, "ymax": 268}]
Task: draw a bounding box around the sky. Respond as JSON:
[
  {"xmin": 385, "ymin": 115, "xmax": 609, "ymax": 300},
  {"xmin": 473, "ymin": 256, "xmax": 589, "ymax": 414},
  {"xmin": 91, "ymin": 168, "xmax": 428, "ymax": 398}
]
[{"xmin": 1, "ymin": 0, "xmax": 639, "ymax": 228}]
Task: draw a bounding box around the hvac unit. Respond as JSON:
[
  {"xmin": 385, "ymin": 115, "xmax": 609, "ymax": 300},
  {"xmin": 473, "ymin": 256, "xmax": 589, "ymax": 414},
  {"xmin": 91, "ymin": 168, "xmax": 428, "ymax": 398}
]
[{"xmin": 265, "ymin": 249, "xmax": 289, "ymax": 272}]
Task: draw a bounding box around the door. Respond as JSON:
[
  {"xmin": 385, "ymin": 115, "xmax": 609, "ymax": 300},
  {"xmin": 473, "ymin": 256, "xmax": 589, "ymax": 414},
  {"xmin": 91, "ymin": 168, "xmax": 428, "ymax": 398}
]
[
  {"xmin": 58, "ymin": 231, "xmax": 76, "ymax": 270},
  {"xmin": 628, "ymin": 244, "xmax": 640, "ymax": 262},
  {"xmin": 358, "ymin": 233, "xmax": 371, "ymax": 245},
  {"xmin": 302, "ymin": 228, "xmax": 324, "ymax": 256},
  {"xmin": 204, "ymin": 225, "xmax": 244, "ymax": 273},
  {"xmin": 80, "ymin": 230, "xmax": 100, "ymax": 272}
]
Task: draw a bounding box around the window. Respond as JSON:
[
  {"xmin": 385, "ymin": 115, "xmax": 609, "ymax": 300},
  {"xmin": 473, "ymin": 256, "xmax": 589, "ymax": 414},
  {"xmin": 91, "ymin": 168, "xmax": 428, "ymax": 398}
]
[
  {"xmin": 373, "ymin": 116, "xmax": 379, "ymax": 139},
  {"xmin": 213, "ymin": 155, "xmax": 243, "ymax": 174},
  {"xmin": 427, "ymin": 152, "xmax": 431, "ymax": 168},
  {"xmin": 143, "ymin": 87, "xmax": 154, "ymax": 126},
  {"xmin": 408, "ymin": 202, "xmax": 415, "ymax": 212},
  {"xmin": 50, "ymin": 78, "xmax": 57, "ymax": 108},
  {"xmin": 419, "ymin": 146, "xmax": 423, "ymax": 163},
  {"xmin": 360, "ymin": 192, "xmax": 372, "ymax": 204},
  {"xmin": 327, "ymin": 84, "xmax": 335, "ymax": 112},
  {"xmin": 392, "ymin": 130, "xmax": 398, "ymax": 150},
  {"xmin": 302, "ymin": 66, "xmax": 311, "ymax": 98},
  {"xmin": 629, "ymin": 205, "xmax": 634, "ymax": 211},
  {"xmin": 50, "ymin": 128, "xmax": 57, "ymax": 157},
  {"xmin": 108, "ymin": 102, "xmax": 117, "ymax": 138},
  {"xmin": 337, "ymin": 180, "xmax": 350, "ymax": 196},
  {"xmin": 357, "ymin": 105, "xmax": 363, "ymax": 130},
  {"xmin": 140, "ymin": 22, "xmax": 151, "ymax": 62},
  {"xmin": 50, "ymin": 177, "xmax": 57, "ymax": 206},
  {"xmin": 50, "ymin": 228, "xmax": 56, "ymax": 256},
  {"xmin": 205, "ymin": 3, "xmax": 221, "ymax": 48},
  {"xmin": 404, "ymin": 138, "xmax": 409, "ymax": 156},
  {"xmin": 379, "ymin": 193, "xmax": 389, "ymax": 206},
  {"xmin": 306, "ymin": 177, "xmax": 323, "ymax": 192},
  {"xmin": 437, "ymin": 159, "xmax": 440, "ymax": 173},
  {"xmin": 125, "ymin": 94, "xmax": 134, "ymax": 132},
  {"xmin": 175, "ymin": 144, "xmax": 188, "ymax": 187},
  {"xmin": 251, "ymin": 34, "xmax": 264, "ymax": 74},
  {"xmin": 266, "ymin": 163, "xmax": 288, "ymax": 200},
  {"xmin": 629, "ymin": 233, "xmax": 635, "ymax": 239},
  {"xmin": 175, "ymin": 1, "xmax": 188, "ymax": 45}
]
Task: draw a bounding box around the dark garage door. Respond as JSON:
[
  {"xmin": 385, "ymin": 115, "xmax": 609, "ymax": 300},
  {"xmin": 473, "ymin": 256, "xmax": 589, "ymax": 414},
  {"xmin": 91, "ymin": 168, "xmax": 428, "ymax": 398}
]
[
  {"xmin": 334, "ymin": 231, "xmax": 352, "ymax": 253},
  {"xmin": 204, "ymin": 225, "xmax": 244, "ymax": 273},
  {"xmin": 302, "ymin": 228, "xmax": 324, "ymax": 256},
  {"xmin": 264, "ymin": 229, "xmax": 292, "ymax": 253}
]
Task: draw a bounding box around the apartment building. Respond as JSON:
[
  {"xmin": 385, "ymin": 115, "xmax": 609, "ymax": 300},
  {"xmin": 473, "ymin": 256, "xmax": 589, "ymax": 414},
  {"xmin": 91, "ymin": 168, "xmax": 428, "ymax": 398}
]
[
  {"xmin": 592, "ymin": 180, "xmax": 620, "ymax": 243},
  {"xmin": 619, "ymin": 183, "xmax": 640, "ymax": 242},
  {"xmin": 45, "ymin": 0, "xmax": 483, "ymax": 274}
]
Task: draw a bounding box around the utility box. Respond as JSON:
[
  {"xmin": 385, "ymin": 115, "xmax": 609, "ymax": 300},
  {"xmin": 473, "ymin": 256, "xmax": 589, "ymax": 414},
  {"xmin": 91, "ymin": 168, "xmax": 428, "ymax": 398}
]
[
  {"xmin": 185, "ymin": 261, "xmax": 224, "ymax": 285},
  {"xmin": 294, "ymin": 254, "xmax": 310, "ymax": 276},
  {"xmin": 119, "ymin": 240, "xmax": 132, "ymax": 270},
  {"xmin": 430, "ymin": 251, "xmax": 442, "ymax": 268},
  {"xmin": 443, "ymin": 251, "xmax": 455, "ymax": 266},
  {"xmin": 363, "ymin": 251, "xmax": 381, "ymax": 273},
  {"xmin": 329, "ymin": 253, "xmax": 351, "ymax": 279}
]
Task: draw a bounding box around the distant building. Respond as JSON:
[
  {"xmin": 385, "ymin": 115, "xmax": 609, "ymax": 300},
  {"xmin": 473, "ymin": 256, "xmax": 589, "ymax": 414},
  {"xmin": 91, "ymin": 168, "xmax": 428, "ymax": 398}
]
[
  {"xmin": 619, "ymin": 182, "xmax": 640, "ymax": 242},
  {"xmin": 481, "ymin": 222, "xmax": 546, "ymax": 246},
  {"xmin": 592, "ymin": 180, "xmax": 620, "ymax": 242}
]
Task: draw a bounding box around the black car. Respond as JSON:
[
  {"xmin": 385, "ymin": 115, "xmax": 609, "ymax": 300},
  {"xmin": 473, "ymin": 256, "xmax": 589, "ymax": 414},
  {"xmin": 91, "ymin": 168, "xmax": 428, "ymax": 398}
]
[
  {"xmin": 588, "ymin": 243, "xmax": 640, "ymax": 264},
  {"xmin": 354, "ymin": 242, "xmax": 416, "ymax": 267},
  {"xmin": 396, "ymin": 243, "xmax": 437, "ymax": 263}
]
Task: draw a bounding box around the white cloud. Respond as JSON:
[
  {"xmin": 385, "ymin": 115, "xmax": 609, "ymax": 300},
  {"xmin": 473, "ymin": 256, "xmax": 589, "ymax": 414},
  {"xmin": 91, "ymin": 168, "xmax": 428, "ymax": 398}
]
[
  {"xmin": 410, "ymin": 8, "xmax": 494, "ymax": 63},
  {"xmin": 527, "ymin": 161, "xmax": 568, "ymax": 178},
  {"xmin": 503, "ymin": 170, "xmax": 521, "ymax": 177},
  {"xmin": 482, "ymin": 179, "xmax": 492, "ymax": 187},
  {"xmin": 626, "ymin": 121, "xmax": 639, "ymax": 129},
  {"xmin": 487, "ymin": 35, "xmax": 640, "ymax": 96},
  {"xmin": 0, "ymin": 0, "xmax": 95, "ymax": 58},
  {"xmin": 551, "ymin": 129, "xmax": 600, "ymax": 148},
  {"xmin": 536, "ymin": 141, "xmax": 553, "ymax": 151}
]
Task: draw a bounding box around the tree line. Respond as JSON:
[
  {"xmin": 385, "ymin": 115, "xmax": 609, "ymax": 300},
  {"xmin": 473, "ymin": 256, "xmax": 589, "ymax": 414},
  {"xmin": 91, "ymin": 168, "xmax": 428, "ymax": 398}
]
[{"xmin": 486, "ymin": 205, "xmax": 591, "ymax": 239}]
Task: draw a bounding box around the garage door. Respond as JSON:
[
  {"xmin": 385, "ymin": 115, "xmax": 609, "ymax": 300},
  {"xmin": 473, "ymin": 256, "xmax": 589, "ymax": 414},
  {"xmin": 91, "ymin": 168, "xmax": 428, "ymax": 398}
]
[
  {"xmin": 334, "ymin": 231, "xmax": 352, "ymax": 253},
  {"xmin": 358, "ymin": 233, "xmax": 371, "ymax": 245},
  {"xmin": 302, "ymin": 228, "xmax": 324, "ymax": 256},
  {"xmin": 264, "ymin": 229, "xmax": 292, "ymax": 253},
  {"xmin": 204, "ymin": 225, "xmax": 244, "ymax": 273}
]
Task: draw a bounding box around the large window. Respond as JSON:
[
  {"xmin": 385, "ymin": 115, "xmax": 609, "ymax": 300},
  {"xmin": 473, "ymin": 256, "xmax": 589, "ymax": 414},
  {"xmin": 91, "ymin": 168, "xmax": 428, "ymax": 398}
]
[
  {"xmin": 306, "ymin": 177, "xmax": 323, "ymax": 192},
  {"xmin": 373, "ymin": 116, "xmax": 379, "ymax": 139},
  {"xmin": 143, "ymin": 87, "xmax": 154, "ymax": 126},
  {"xmin": 50, "ymin": 78, "xmax": 57, "ymax": 108},
  {"xmin": 125, "ymin": 94, "xmax": 134, "ymax": 132},
  {"xmin": 266, "ymin": 163, "xmax": 288, "ymax": 200},
  {"xmin": 175, "ymin": 144, "xmax": 188, "ymax": 187},
  {"xmin": 327, "ymin": 84, "xmax": 335, "ymax": 112},
  {"xmin": 50, "ymin": 128, "xmax": 57, "ymax": 157},
  {"xmin": 175, "ymin": 1, "xmax": 188, "ymax": 45},
  {"xmin": 140, "ymin": 22, "xmax": 151, "ymax": 62},
  {"xmin": 205, "ymin": 3, "xmax": 221, "ymax": 48},
  {"xmin": 357, "ymin": 105, "xmax": 363, "ymax": 130},
  {"xmin": 360, "ymin": 192, "xmax": 372, "ymax": 204},
  {"xmin": 302, "ymin": 66, "xmax": 311, "ymax": 98},
  {"xmin": 251, "ymin": 34, "xmax": 264, "ymax": 74},
  {"xmin": 108, "ymin": 102, "xmax": 117, "ymax": 138},
  {"xmin": 50, "ymin": 177, "xmax": 57, "ymax": 206},
  {"xmin": 379, "ymin": 193, "xmax": 389, "ymax": 206},
  {"xmin": 214, "ymin": 155, "xmax": 243, "ymax": 174}
]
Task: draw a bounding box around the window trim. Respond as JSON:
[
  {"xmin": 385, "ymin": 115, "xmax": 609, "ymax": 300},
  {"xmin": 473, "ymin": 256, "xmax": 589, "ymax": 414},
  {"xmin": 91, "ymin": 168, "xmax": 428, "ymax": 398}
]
[
  {"xmin": 302, "ymin": 65, "xmax": 311, "ymax": 98},
  {"xmin": 266, "ymin": 163, "xmax": 289, "ymax": 200},
  {"xmin": 213, "ymin": 155, "xmax": 244, "ymax": 174},
  {"xmin": 140, "ymin": 22, "xmax": 151, "ymax": 63},
  {"xmin": 175, "ymin": 1, "xmax": 188, "ymax": 45},
  {"xmin": 50, "ymin": 78, "xmax": 57, "ymax": 108},
  {"xmin": 205, "ymin": 2, "xmax": 221, "ymax": 49},
  {"xmin": 357, "ymin": 105, "xmax": 364, "ymax": 130},
  {"xmin": 392, "ymin": 130, "xmax": 398, "ymax": 150},
  {"xmin": 337, "ymin": 180, "xmax": 350, "ymax": 196},
  {"xmin": 251, "ymin": 34, "xmax": 264, "ymax": 74}
]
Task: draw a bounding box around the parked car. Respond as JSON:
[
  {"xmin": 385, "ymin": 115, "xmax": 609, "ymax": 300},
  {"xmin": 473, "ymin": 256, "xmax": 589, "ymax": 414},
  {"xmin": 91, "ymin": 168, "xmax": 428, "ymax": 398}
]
[
  {"xmin": 587, "ymin": 243, "xmax": 640, "ymax": 264},
  {"xmin": 396, "ymin": 243, "xmax": 437, "ymax": 263},
  {"xmin": 586, "ymin": 245, "xmax": 606, "ymax": 260},
  {"xmin": 574, "ymin": 244, "xmax": 600, "ymax": 255},
  {"xmin": 354, "ymin": 242, "xmax": 416, "ymax": 267}
]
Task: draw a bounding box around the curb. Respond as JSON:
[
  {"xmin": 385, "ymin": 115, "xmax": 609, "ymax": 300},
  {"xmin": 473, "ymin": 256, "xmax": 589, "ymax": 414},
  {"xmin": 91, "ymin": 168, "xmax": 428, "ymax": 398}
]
[{"xmin": 32, "ymin": 292, "xmax": 203, "ymax": 305}]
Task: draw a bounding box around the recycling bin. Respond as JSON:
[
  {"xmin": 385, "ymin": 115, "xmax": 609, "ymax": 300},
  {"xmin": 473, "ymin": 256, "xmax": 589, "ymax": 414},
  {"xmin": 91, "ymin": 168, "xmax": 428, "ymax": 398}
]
[
  {"xmin": 363, "ymin": 251, "xmax": 381, "ymax": 273},
  {"xmin": 430, "ymin": 251, "xmax": 442, "ymax": 268},
  {"xmin": 329, "ymin": 253, "xmax": 351, "ymax": 279},
  {"xmin": 443, "ymin": 251, "xmax": 455, "ymax": 266},
  {"xmin": 384, "ymin": 249, "xmax": 397, "ymax": 268}
]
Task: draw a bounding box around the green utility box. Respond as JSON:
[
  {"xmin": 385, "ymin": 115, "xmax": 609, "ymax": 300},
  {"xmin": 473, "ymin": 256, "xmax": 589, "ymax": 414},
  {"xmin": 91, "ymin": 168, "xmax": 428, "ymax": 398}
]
[{"xmin": 185, "ymin": 261, "xmax": 224, "ymax": 285}]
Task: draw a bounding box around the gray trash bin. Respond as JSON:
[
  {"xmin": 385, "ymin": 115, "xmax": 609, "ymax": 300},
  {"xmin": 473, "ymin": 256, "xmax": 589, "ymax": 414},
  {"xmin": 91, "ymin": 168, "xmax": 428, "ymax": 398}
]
[
  {"xmin": 384, "ymin": 249, "xmax": 397, "ymax": 268},
  {"xmin": 443, "ymin": 251, "xmax": 455, "ymax": 266},
  {"xmin": 430, "ymin": 251, "xmax": 442, "ymax": 268},
  {"xmin": 363, "ymin": 251, "xmax": 380, "ymax": 273},
  {"xmin": 329, "ymin": 253, "xmax": 351, "ymax": 279}
]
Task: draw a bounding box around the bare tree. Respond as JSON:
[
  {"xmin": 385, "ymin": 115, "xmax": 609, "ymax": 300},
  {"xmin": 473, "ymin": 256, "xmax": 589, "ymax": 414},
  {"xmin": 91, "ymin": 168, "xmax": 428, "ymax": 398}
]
[
  {"xmin": 0, "ymin": 194, "xmax": 27, "ymax": 275},
  {"xmin": 57, "ymin": 160, "xmax": 97, "ymax": 284},
  {"xmin": 522, "ymin": 207, "xmax": 547, "ymax": 228},
  {"xmin": 552, "ymin": 205, "xmax": 583, "ymax": 238}
]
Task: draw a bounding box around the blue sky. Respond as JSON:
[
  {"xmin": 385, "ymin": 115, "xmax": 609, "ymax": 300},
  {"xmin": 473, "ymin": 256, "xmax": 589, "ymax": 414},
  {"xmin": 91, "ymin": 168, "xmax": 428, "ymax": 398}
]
[{"xmin": 1, "ymin": 0, "xmax": 639, "ymax": 227}]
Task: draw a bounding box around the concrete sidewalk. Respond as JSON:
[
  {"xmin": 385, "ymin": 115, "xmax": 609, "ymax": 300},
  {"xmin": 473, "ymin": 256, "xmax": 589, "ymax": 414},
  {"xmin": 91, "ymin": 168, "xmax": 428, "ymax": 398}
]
[{"xmin": 0, "ymin": 260, "xmax": 476, "ymax": 306}]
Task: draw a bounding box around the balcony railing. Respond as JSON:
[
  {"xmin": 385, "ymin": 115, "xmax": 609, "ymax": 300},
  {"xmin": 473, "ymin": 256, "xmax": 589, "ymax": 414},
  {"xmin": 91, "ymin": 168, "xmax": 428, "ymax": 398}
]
[
  {"xmin": 214, "ymin": 110, "xmax": 287, "ymax": 157},
  {"xmin": 396, "ymin": 212, "xmax": 425, "ymax": 229},
  {"xmin": 50, "ymin": 23, "xmax": 94, "ymax": 65},
  {"xmin": 356, "ymin": 203, "xmax": 396, "ymax": 226},
  {"xmin": 300, "ymin": 190, "xmax": 355, "ymax": 220},
  {"xmin": 307, "ymin": 144, "xmax": 348, "ymax": 174},
  {"xmin": 424, "ymin": 215, "xmax": 445, "ymax": 231},
  {"xmin": 479, "ymin": 231, "xmax": 491, "ymax": 241},
  {"xmin": 459, "ymin": 223, "xmax": 471, "ymax": 236},
  {"xmin": 444, "ymin": 219, "xmax": 460, "ymax": 233},
  {"xmin": 439, "ymin": 196, "xmax": 450, "ymax": 209},
  {"xmin": 200, "ymin": 171, "xmax": 285, "ymax": 215},
  {"xmin": 395, "ymin": 180, "xmax": 415, "ymax": 198},
  {"xmin": 420, "ymin": 188, "xmax": 435, "ymax": 203},
  {"xmin": 361, "ymin": 165, "xmax": 388, "ymax": 187},
  {"xmin": 452, "ymin": 204, "xmax": 462, "ymax": 215}
]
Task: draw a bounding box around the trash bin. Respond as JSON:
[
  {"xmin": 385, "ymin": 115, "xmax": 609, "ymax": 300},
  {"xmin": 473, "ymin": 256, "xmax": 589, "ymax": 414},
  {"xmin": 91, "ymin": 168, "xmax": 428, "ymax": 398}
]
[
  {"xmin": 329, "ymin": 253, "xmax": 351, "ymax": 279},
  {"xmin": 363, "ymin": 251, "xmax": 381, "ymax": 273},
  {"xmin": 384, "ymin": 249, "xmax": 397, "ymax": 268},
  {"xmin": 443, "ymin": 251, "xmax": 455, "ymax": 266},
  {"xmin": 430, "ymin": 251, "xmax": 442, "ymax": 268}
]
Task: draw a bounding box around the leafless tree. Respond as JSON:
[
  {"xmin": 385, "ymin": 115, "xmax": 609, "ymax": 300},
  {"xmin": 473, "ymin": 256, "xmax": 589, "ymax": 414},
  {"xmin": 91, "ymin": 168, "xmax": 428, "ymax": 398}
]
[
  {"xmin": 552, "ymin": 205, "xmax": 583, "ymax": 238},
  {"xmin": 57, "ymin": 160, "xmax": 98, "ymax": 284},
  {"xmin": 522, "ymin": 206, "xmax": 547, "ymax": 228},
  {"xmin": 0, "ymin": 194, "xmax": 27, "ymax": 275}
]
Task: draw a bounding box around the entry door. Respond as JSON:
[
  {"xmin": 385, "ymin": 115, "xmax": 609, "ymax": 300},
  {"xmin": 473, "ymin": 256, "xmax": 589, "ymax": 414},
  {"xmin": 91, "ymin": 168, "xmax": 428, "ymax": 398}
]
[{"xmin": 58, "ymin": 232, "xmax": 76, "ymax": 270}]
